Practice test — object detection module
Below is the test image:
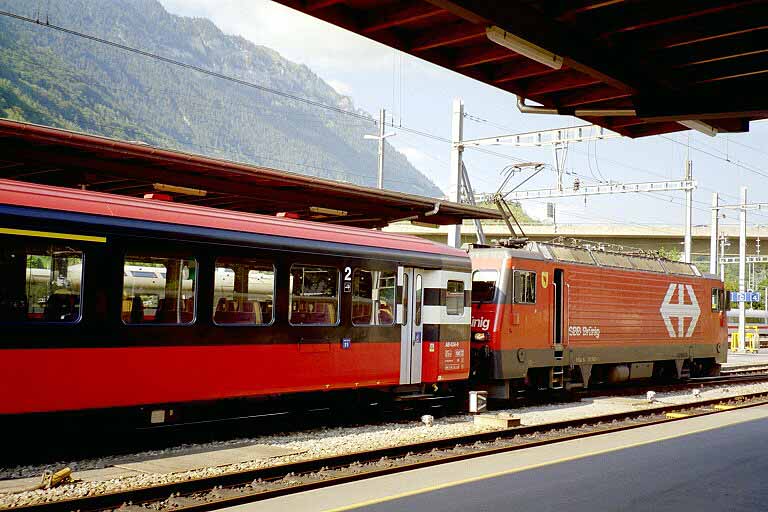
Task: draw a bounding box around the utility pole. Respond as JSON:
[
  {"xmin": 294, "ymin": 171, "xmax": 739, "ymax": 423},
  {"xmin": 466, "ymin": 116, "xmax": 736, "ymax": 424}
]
[
  {"xmin": 739, "ymin": 186, "xmax": 747, "ymax": 352},
  {"xmin": 710, "ymin": 192, "xmax": 718, "ymax": 275},
  {"xmin": 364, "ymin": 109, "xmax": 396, "ymax": 189},
  {"xmin": 448, "ymin": 98, "xmax": 464, "ymax": 248},
  {"xmin": 683, "ymin": 159, "xmax": 693, "ymax": 263}
]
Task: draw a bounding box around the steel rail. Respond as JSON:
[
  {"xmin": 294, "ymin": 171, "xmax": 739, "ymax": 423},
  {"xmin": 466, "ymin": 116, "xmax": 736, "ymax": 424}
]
[{"xmin": 578, "ymin": 372, "xmax": 768, "ymax": 399}]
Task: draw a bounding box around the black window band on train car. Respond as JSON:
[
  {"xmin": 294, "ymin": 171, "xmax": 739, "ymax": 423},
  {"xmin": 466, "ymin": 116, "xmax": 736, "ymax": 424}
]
[
  {"xmin": 289, "ymin": 264, "xmax": 340, "ymax": 326},
  {"xmin": 352, "ymin": 269, "xmax": 396, "ymax": 327},
  {"xmin": 0, "ymin": 236, "xmax": 84, "ymax": 324},
  {"xmin": 0, "ymin": 205, "xmax": 471, "ymax": 273},
  {"xmin": 122, "ymin": 255, "xmax": 198, "ymax": 325},
  {"xmin": 213, "ymin": 257, "xmax": 275, "ymax": 327},
  {"xmin": 512, "ymin": 270, "xmax": 536, "ymax": 304}
]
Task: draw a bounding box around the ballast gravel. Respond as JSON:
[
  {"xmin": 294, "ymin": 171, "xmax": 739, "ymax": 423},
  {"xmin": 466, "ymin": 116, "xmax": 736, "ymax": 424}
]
[{"xmin": 2, "ymin": 381, "xmax": 768, "ymax": 509}]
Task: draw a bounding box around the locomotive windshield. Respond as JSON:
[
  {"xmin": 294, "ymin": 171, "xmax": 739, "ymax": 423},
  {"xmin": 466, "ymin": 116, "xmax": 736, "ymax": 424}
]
[{"xmin": 472, "ymin": 270, "xmax": 498, "ymax": 303}]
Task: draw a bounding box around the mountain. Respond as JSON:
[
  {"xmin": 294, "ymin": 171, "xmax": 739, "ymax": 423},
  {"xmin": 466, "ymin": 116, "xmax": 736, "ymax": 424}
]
[{"xmin": 0, "ymin": 0, "xmax": 443, "ymax": 196}]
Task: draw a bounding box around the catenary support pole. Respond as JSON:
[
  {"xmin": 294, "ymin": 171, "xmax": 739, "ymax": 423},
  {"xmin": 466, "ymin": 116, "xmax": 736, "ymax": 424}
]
[
  {"xmin": 377, "ymin": 109, "xmax": 385, "ymax": 189},
  {"xmin": 684, "ymin": 160, "xmax": 692, "ymax": 263},
  {"xmin": 448, "ymin": 98, "xmax": 464, "ymax": 248},
  {"xmin": 739, "ymin": 186, "xmax": 747, "ymax": 352},
  {"xmin": 710, "ymin": 192, "xmax": 719, "ymax": 275}
]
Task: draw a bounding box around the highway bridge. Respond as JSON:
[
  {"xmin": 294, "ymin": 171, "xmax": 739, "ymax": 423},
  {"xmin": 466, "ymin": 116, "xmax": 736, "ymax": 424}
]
[{"xmin": 386, "ymin": 221, "xmax": 768, "ymax": 267}]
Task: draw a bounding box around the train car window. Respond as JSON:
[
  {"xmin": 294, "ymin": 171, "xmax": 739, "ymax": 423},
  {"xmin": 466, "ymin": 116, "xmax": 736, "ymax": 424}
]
[
  {"xmin": 352, "ymin": 269, "xmax": 395, "ymax": 326},
  {"xmin": 122, "ymin": 256, "xmax": 197, "ymax": 325},
  {"xmin": 472, "ymin": 270, "xmax": 498, "ymax": 303},
  {"xmin": 446, "ymin": 280, "xmax": 464, "ymax": 315},
  {"xmin": 711, "ymin": 288, "xmax": 721, "ymax": 311},
  {"xmin": 401, "ymin": 273, "xmax": 409, "ymax": 324},
  {"xmin": 213, "ymin": 258, "xmax": 274, "ymax": 326},
  {"xmin": 0, "ymin": 239, "xmax": 83, "ymax": 323},
  {"xmin": 289, "ymin": 265, "xmax": 339, "ymax": 326},
  {"xmin": 629, "ymin": 256, "xmax": 665, "ymax": 273},
  {"xmin": 415, "ymin": 274, "xmax": 423, "ymax": 325},
  {"xmin": 512, "ymin": 270, "xmax": 536, "ymax": 304}
]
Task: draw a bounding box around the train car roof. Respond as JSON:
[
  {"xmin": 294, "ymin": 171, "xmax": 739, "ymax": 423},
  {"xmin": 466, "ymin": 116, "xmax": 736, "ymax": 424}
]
[{"xmin": 0, "ymin": 179, "xmax": 468, "ymax": 260}]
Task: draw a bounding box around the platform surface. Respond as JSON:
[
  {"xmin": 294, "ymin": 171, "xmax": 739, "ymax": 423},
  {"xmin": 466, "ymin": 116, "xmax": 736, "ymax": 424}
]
[
  {"xmin": 724, "ymin": 349, "xmax": 768, "ymax": 368},
  {"xmin": 0, "ymin": 444, "xmax": 301, "ymax": 494},
  {"xmin": 229, "ymin": 405, "xmax": 768, "ymax": 512}
]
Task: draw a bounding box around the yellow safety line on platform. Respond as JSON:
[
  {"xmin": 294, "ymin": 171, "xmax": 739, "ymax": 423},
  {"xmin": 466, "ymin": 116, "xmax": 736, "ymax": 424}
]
[
  {"xmin": 0, "ymin": 228, "xmax": 106, "ymax": 243},
  {"xmin": 321, "ymin": 406, "xmax": 767, "ymax": 512},
  {"xmin": 665, "ymin": 412, "xmax": 690, "ymax": 419}
]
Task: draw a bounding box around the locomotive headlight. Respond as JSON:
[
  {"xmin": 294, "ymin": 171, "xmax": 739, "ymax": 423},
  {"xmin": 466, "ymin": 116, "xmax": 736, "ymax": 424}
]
[{"xmin": 473, "ymin": 332, "xmax": 489, "ymax": 342}]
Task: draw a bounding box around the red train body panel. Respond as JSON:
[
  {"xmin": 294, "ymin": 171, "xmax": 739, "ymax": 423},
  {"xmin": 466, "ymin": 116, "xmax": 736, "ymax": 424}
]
[{"xmin": 0, "ymin": 343, "xmax": 401, "ymax": 415}]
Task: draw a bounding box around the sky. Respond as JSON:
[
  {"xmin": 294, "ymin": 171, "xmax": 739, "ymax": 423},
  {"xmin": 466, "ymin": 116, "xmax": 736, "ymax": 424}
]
[{"xmin": 157, "ymin": 0, "xmax": 768, "ymax": 229}]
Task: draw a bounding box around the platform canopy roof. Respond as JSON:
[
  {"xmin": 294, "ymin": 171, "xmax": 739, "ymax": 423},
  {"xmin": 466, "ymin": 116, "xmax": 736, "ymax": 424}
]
[
  {"xmin": 275, "ymin": 0, "xmax": 768, "ymax": 138},
  {"xmin": 0, "ymin": 119, "xmax": 500, "ymax": 228}
]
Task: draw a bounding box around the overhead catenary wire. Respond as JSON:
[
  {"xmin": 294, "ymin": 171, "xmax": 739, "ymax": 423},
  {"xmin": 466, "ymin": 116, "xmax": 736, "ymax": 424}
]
[
  {"xmin": 0, "ymin": 7, "xmax": 495, "ymax": 154},
  {"xmin": 0, "ymin": 9, "xmax": 377, "ymax": 122},
  {"xmin": 5, "ymin": 7, "xmax": 764, "ymax": 226}
]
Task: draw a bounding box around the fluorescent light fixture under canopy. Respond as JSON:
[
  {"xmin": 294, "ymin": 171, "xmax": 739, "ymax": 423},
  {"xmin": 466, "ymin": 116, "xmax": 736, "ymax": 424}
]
[{"xmin": 486, "ymin": 26, "xmax": 564, "ymax": 70}]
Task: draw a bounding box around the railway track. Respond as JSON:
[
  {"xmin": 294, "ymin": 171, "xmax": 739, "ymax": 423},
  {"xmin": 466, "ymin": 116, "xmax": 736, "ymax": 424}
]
[
  {"xmin": 577, "ymin": 369, "xmax": 768, "ymax": 399},
  {"xmin": 10, "ymin": 384, "xmax": 768, "ymax": 512}
]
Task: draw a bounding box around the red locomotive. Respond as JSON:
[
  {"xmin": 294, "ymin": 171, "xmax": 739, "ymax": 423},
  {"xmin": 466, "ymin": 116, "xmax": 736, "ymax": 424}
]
[
  {"xmin": 469, "ymin": 242, "xmax": 728, "ymax": 397},
  {"xmin": 0, "ymin": 180, "xmax": 728, "ymax": 425}
]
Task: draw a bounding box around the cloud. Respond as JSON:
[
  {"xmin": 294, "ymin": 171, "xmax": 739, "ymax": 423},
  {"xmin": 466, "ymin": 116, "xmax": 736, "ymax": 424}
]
[
  {"xmin": 399, "ymin": 147, "xmax": 430, "ymax": 167},
  {"xmin": 327, "ymin": 79, "xmax": 353, "ymax": 96},
  {"xmin": 158, "ymin": 0, "xmax": 396, "ymax": 74}
]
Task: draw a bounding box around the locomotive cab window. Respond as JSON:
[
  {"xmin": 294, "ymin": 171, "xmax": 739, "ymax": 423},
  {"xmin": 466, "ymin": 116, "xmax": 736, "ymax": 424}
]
[
  {"xmin": 472, "ymin": 270, "xmax": 498, "ymax": 303},
  {"xmin": 122, "ymin": 255, "xmax": 197, "ymax": 325},
  {"xmin": 0, "ymin": 238, "xmax": 83, "ymax": 323},
  {"xmin": 214, "ymin": 258, "xmax": 274, "ymax": 326},
  {"xmin": 512, "ymin": 270, "xmax": 536, "ymax": 304},
  {"xmin": 712, "ymin": 288, "xmax": 725, "ymax": 312},
  {"xmin": 289, "ymin": 265, "xmax": 339, "ymax": 325},
  {"xmin": 446, "ymin": 280, "xmax": 465, "ymax": 315},
  {"xmin": 352, "ymin": 269, "xmax": 395, "ymax": 326}
]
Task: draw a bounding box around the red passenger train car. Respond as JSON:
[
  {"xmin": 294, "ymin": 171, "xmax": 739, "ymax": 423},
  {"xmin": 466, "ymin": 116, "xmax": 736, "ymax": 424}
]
[
  {"xmin": 469, "ymin": 243, "xmax": 728, "ymax": 397},
  {"xmin": 0, "ymin": 180, "xmax": 471, "ymax": 423}
]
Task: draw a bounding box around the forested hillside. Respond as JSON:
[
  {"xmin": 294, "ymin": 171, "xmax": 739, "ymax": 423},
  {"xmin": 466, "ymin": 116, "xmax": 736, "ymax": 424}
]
[{"xmin": 0, "ymin": 0, "xmax": 443, "ymax": 196}]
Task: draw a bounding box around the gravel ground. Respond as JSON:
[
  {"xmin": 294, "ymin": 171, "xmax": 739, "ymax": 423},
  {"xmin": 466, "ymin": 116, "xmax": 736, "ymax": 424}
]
[{"xmin": 2, "ymin": 381, "xmax": 768, "ymax": 509}]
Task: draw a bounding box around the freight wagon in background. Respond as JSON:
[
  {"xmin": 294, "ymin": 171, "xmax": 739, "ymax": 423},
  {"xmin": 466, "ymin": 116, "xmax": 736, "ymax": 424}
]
[{"xmin": 469, "ymin": 242, "xmax": 728, "ymax": 398}]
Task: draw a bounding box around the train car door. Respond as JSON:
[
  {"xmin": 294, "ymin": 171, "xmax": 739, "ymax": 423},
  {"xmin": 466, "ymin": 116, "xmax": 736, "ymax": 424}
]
[
  {"xmin": 398, "ymin": 267, "xmax": 424, "ymax": 384},
  {"xmin": 553, "ymin": 268, "xmax": 565, "ymax": 358}
]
